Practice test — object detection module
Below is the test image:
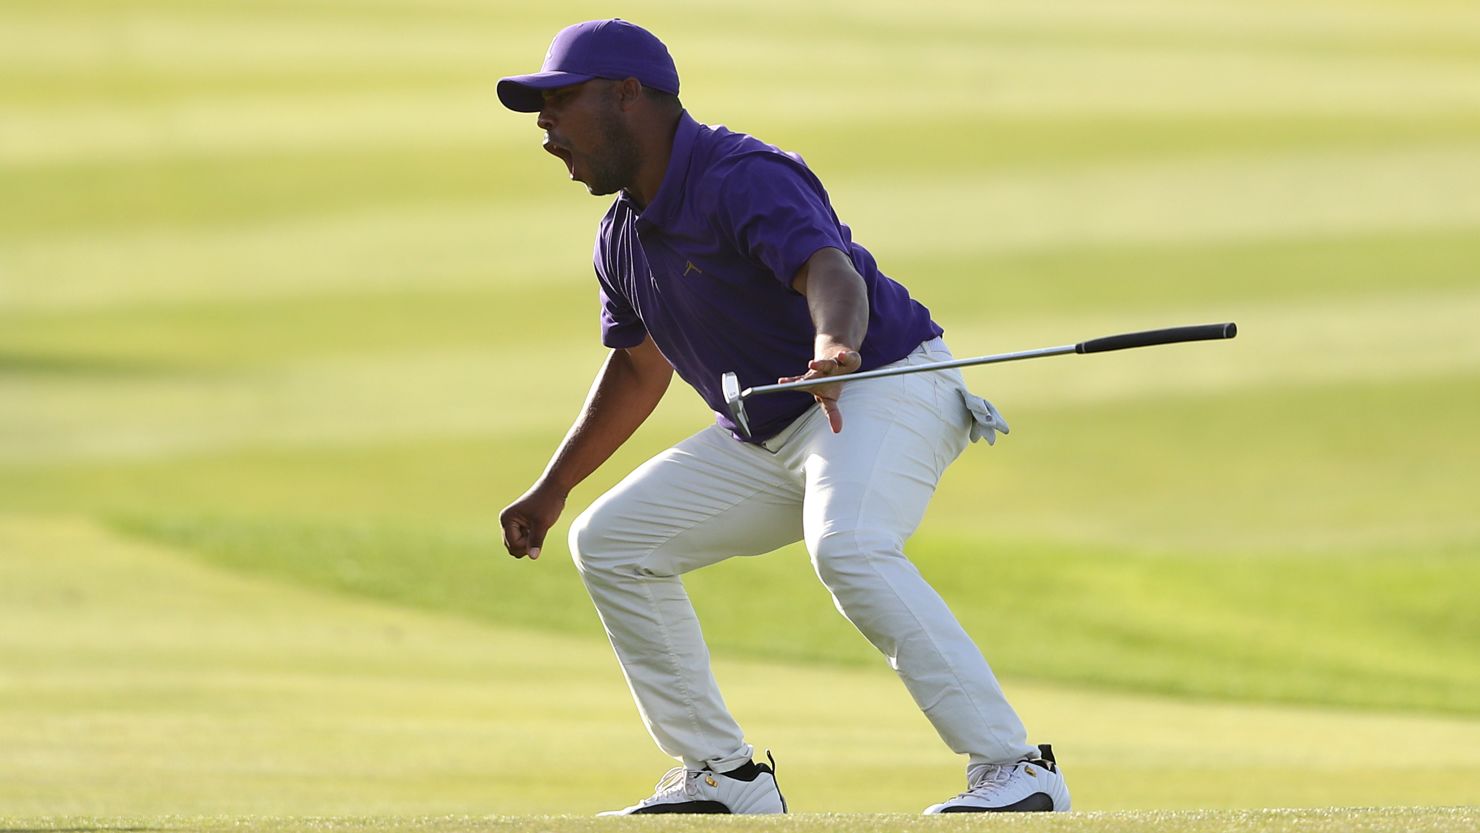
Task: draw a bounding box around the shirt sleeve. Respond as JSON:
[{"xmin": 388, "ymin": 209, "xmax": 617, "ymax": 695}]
[
  {"xmin": 714, "ymin": 153, "xmax": 850, "ymax": 287},
  {"xmin": 593, "ymin": 237, "xmax": 647, "ymax": 349}
]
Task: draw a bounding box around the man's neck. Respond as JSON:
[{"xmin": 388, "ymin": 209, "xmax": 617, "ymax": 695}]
[{"xmin": 624, "ymin": 110, "xmax": 683, "ymax": 210}]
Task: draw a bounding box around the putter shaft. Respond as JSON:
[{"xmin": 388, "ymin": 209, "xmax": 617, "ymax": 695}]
[
  {"xmin": 721, "ymin": 322, "xmax": 1236, "ymax": 440},
  {"xmin": 742, "ymin": 344, "xmax": 1077, "ymax": 398}
]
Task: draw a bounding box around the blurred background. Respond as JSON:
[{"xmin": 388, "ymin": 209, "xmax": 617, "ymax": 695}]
[{"xmin": 2, "ymin": 0, "xmax": 1478, "ymax": 817}]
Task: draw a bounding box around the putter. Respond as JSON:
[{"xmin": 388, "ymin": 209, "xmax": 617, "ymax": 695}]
[{"xmin": 721, "ymin": 322, "xmax": 1237, "ymax": 439}]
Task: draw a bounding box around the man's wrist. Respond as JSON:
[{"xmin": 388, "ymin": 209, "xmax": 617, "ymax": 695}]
[
  {"xmin": 533, "ymin": 475, "xmax": 573, "ymax": 500},
  {"xmin": 814, "ymin": 336, "xmax": 860, "ymax": 359}
]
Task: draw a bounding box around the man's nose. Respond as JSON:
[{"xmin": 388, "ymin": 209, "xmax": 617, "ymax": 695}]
[{"xmin": 536, "ymin": 108, "xmax": 554, "ymax": 130}]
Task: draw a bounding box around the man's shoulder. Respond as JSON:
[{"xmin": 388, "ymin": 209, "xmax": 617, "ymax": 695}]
[
  {"xmin": 687, "ymin": 128, "xmax": 821, "ymax": 223},
  {"xmin": 716, "ymin": 133, "xmax": 811, "ymax": 176},
  {"xmin": 695, "ymin": 123, "xmax": 812, "ymax": 182}
]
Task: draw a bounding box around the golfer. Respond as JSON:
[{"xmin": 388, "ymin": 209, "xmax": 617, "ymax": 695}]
[{"xmin": 497, "ymin": 19, "xmax": 1069, "ymax": 815}]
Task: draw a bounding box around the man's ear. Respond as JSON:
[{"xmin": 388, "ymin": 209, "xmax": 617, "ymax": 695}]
[{"xmin": 616, "ymin": 77, "xmax": 644, "ymax": 110}]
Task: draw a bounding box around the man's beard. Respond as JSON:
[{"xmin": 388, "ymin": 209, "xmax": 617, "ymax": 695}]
[{"xmin": 583, "ymin": 108, "xmax": 641, "ymax": 197}]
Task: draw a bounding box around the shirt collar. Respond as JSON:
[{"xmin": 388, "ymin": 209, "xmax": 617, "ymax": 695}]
[{"xmin": 622, "ymin": 110, "xmax": 699, "ymax": 233}]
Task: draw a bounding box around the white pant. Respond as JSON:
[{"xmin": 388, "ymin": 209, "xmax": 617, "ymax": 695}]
[{"xmin": 568, "ymin": 338, "xmax": 1036, "ymax": 772}]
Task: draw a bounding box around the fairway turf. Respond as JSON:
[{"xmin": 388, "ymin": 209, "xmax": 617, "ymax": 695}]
[
  {"xmin": 4, "ymin": 809, "xmax": 1479, "ymax": 833},
  {"xmin": 4, "ymin": 519, "xmax": 1479, "ymax": 816},
  {"xmin": 3, "ymin": 0, "xmax": 1479, "ymax": 821}
]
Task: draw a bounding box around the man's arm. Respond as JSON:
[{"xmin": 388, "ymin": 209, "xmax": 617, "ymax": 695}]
[
  {"xmin": 499, "ymin": 335, "xmax": 673, "ymax": 559},
  {"xmin": 786, "ymin": 246, "xmax": 869, "ymax": 432}
]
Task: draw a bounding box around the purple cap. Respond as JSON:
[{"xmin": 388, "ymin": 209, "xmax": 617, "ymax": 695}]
[{"xmin": 498, "ymin": 19, "xmax": 680, "ymax": 113}]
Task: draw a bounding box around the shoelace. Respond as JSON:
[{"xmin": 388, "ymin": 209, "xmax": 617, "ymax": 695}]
[
  {"xmin": 952, "ymin": 762, "xmax": 1018, "ymax": 800},
  {"xmin": 640, "ymin": 767, "xmax": 704, "ymax": 805}
]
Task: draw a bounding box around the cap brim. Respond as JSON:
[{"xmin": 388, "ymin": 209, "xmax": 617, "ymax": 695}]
[{"xmin": 496, "ymin": 71, "xmax": 597, "ymax": 112}]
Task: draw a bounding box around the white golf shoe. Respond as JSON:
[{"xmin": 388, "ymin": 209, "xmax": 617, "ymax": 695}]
[
  {"xmin": 598, "ymin": 752, "xmax": 787, "ymax": 815},
  {"xmin": 924, "ymin": 744, "xmax": 1071, "ymax": 813}
]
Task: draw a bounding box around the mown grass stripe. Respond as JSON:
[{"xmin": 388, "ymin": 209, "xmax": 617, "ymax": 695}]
[
  {"xmin": 103, "ymin": 507, "xmax": 1480, "ymax": 716},
  {"xmin": 0, "ymin": 87, "xmax": 525, "ymax": 167},
  {"xmin": 3, "ymin": 285, "xmax": 1477, "ymax": 464},
  {"xmin": 7, "ymin": 145, "xmax": 1478, "ymax": 310},
  {"xmin": 835, "ymin": 145, "xmax": 1480, "ymax": 257},
  {"xmin": 12, "ymin": 115, "xmax": 1480, "ymax": 238}
]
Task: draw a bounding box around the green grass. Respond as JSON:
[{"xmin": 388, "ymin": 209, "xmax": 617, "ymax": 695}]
[
  {"xmin": 2, "ymin": 0, "xmax": 1478, "ymax": 821},
  {"xmin": 3, "ymin": 518, "xmax": 1478, "ymax": 818},
  {"xmin": 4, "ymin": 809, "xmax": 1479, "ymax": 833},
  {"xmin": 101, "ymin": 509, "xmax": 1480, "ymax": 716}
]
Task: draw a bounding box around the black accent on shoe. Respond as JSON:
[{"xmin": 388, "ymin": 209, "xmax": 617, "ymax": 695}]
[
  {"xmin": 765, "ymin": 749, "xmax": 788, "ymax": 813},
  {"xmin": 1034, "ymin": 743, "xmax": 1058, "ymax": 773},
  {"xmin": 629, "ymin": 801, "xmax": 731, "ymax": 814},
  {"xmin": 938, "ymin": 792, "xmax": 1054, "ymax": 813},
  {"xmin": 719, "ymin": 760, "xmax": 763, "ymax": 781}
]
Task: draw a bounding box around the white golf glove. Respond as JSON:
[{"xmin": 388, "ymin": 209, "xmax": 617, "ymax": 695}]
[{"xmin": 959, "ymin": 389, "xmax": 1010, "ymax": 446}]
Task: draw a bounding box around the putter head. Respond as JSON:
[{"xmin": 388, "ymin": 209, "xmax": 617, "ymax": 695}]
[{"xmin": 720, "ymin": 371, "xmax": 752, "ymax": 440}]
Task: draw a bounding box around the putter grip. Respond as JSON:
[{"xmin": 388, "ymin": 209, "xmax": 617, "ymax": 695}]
[{"xmin": 1075, "ymin": 322, "xmax": 1237, "ymax": 354}]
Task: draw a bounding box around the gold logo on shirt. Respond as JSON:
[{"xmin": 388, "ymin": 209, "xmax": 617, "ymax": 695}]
[{"xmin": 683, "ymin": 260, "xmax": 704, "ymax": 277}]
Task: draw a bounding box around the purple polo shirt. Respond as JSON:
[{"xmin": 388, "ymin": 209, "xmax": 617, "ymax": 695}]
[{"xmin": 593, "ymin": 111, "xmax": 943, "ymax": 442}]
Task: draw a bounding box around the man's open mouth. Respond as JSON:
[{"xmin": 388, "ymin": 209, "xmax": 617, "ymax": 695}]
[{"xmin": 543, "ymin": 138, "xmax": 575, "ymax": 175}]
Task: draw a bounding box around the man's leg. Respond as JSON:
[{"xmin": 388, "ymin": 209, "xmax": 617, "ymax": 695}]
[
  {"xmin": 786, "ymin": 340, "xmax": 1038, "ymax": 766},
  {"xmin": 568, "ymin": 425, "xmax": 802, "ymax": 772}
]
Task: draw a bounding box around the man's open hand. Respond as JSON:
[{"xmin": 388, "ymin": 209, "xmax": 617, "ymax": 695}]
[{"xmin": 778, "ymin": 346, "xmax": 862, "ymax": 433}]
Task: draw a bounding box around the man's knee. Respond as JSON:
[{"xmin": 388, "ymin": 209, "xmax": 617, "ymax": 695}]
[
  {"xmin": 568, "ymin": 504, "xmax": 610, "ymax": 577},
  {"xmin": 568, "ymin": 500, "xmax": 651, "ymax": 580},
  {"xmin": 809, "ymin": 527, "xmax": 906, "ymax": 590}
]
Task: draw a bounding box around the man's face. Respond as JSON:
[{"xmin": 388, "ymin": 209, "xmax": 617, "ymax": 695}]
[{"xmin": 537, "ymin": 80, "xmax": 640, "ymax": 197}]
